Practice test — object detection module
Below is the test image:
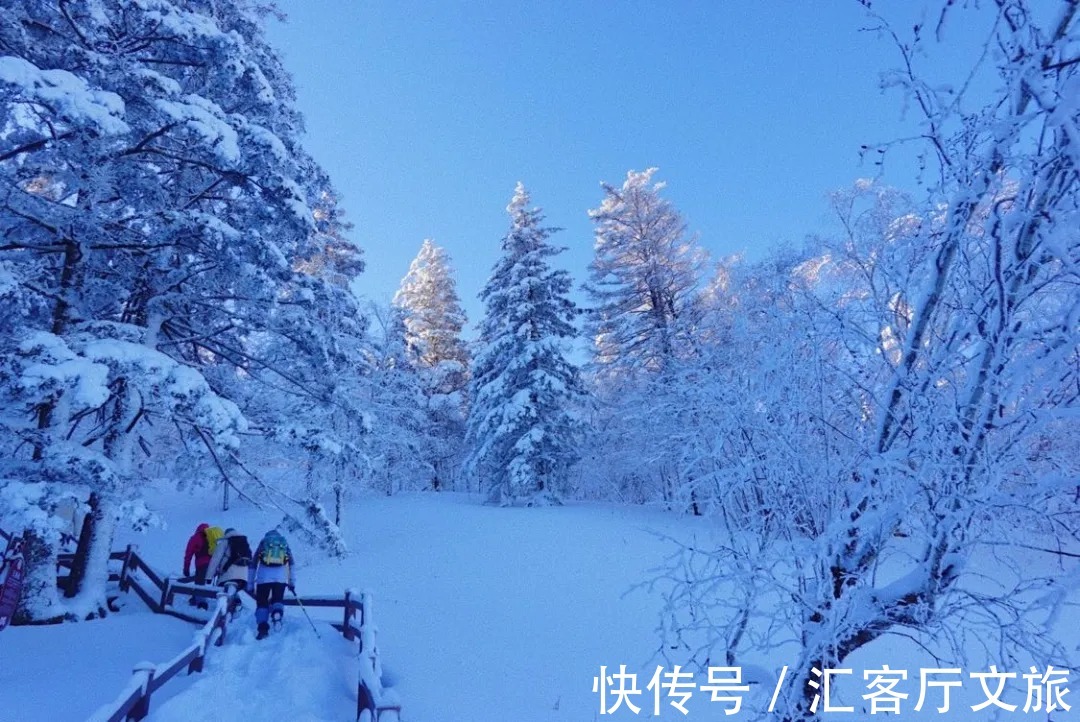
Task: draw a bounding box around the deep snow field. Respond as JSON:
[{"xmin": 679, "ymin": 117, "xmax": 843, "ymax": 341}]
[{"xmin": 1, "ymin": 487, "xmax": 1076, "ymax": 721}]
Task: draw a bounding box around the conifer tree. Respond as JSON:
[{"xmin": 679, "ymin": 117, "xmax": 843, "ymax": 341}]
[
  {"xmin": 392, "ymin": 239, "xmax": 470, "ymax": 490},
  {"xmin": 585, "ymin": 168, "xmax": 706, "ymax": 379},
  {"xmin": 0, "ymin": 0, "xmax": 368, "ymax": 618},
  {"xmin": 394, "ymin": 239, "xmax": 470, "ymax": 381},
  {"xmin": 466, "ymin": 184, "xmax": 584, "ymax": 505}
]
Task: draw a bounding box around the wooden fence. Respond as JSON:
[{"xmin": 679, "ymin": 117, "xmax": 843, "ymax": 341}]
[
  {"xmin": 55, "ymin": 549, "xmax": 123, "ymax": 606},
  {"xmin": 44, "ymin": 542, "xmax": 402, "ymax": 721},
  {"xmin": 86, "ymin": 580, "xmax": 239, "ymax": 722}
]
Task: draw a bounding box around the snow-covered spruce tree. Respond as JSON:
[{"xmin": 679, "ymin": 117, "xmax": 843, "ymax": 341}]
[
  {"xmin": 465, "ymin": 184, "xmax": 584, "ymax": 506},
  {"xmin": 395, "ymin": 239, "xmax": 470, "ymax": 376},
  {"xmin": 393, "ymin": 238, "xmax": 469, "ymax": 490},
  {"xmin": 0, "ymin": 0, "xmax": 365, "ymax": 619}
]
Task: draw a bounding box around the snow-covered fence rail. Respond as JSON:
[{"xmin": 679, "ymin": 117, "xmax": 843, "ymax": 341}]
[
  {"xmin": 55, "ymin": 549, "xmax": 124, "ymax": 598},
  {"xmin": 77, "ymin": 545, "xmax": 401, "ymax": 721},
  {"xmin": 87, "ymin": 584, "xmax": 240, "ymax": 722},
  {"xmin": 70, "ymin": 543, "xmax": 226, "ymax": 624},
  {"xmin": 337, "ymin": 589, "xmax": 401, "ymax": 722}
]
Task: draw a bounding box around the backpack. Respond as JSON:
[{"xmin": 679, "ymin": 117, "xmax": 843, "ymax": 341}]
[
  {"xmin": 259, "ymin": 533, "xmax": 289, "ymax": 567},
  {"xmin": 224, "ymin": 535, "xmax": 252, "ymax": 569},
  {"xmin": 204, "ymin": 526, "xmax": 225, "ymax": 555}
]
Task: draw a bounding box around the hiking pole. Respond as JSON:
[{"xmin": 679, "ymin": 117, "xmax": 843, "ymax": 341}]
[{"xmin": 290, "ymin": 587, "xmax": 321, "ymax": 638}]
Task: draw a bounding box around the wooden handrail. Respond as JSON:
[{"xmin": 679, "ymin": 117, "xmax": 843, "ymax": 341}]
[
  {"xmin": 93, "ymin": 672, "xmax": 147, "ymax": 722},
  {"xmin": 87, "ymin": 586, "xmax": 238, "ymax": 722},
  {"xmin": 84, "ymin": 545, "xmax": 402, "ymax": 722},
  {"xmin": 4, "ymin": 536, "xmax": 399, "ymax": 720},
  {"xmin": 133, "ymin": 554, "xmax": 165, "ymax": 591}
]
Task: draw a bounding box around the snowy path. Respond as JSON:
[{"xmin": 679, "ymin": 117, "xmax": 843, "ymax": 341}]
[{"xmin": 147, "ymin": 611, "xmax": 360, "ymax": 722}]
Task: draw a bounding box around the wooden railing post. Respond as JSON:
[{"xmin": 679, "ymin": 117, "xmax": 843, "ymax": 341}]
[
  {"xmin": 159, "ymin": 575, "xmax": 172, "ymax": 610},
  {"xmin": 126, "ymin": 661, "xmax": 156, "ymax": 721},
  {"xmin": 214, "ymin": 590, "xmax": 230, "ymax": 647},
  {"xmin": 343, "ymin": 590, "xmax": 355, "ymax": 641},
  {"xmin": 361, "ymin": 592, "xmax": 380, "ymax": 678},
  {"xmin": 189, "ymin": 628, "xmax": 208, "ymax": 674},
  {"xmin": 188, "ymin": 646, "xmax": 205, "ymax": 675},
  {"xmin": 357, "ymin": 680, "xmax": 376, "ymax": 721},
  {"xmin": 117, "ymin": 544, "xmax": 138, "ymax": 593}
]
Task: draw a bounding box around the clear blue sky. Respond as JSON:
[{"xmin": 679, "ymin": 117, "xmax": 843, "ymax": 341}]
[{"xmin": 264, "ymin": 2, "xmax": 994, "ymax": 334}]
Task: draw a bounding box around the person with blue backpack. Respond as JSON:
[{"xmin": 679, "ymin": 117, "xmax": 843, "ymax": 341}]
[{"xmin": 248, "ymin": 528, "xmax": 297, "ymax": 640}]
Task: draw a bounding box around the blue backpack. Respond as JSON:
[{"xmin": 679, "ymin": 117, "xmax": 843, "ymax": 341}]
[{"xmin": 259, "ymin": 532, "xmax": 289, "ymax": 567}]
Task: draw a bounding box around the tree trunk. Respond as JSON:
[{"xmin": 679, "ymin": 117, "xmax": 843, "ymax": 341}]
[
  {"xmin": 66, "ymin": 494, "xmax": 116, "ymax": 619},
  {"xmin": 334, "ymin": 484, "xmax": 344, "ymax": 527},
  {"xmin": 64, "ymin": 500, "xmax": 96, "ymax": 598},
  {"xmin": 779, "ymin": 658, "xmax": 828, "ymax": 722},
  {"xmin": 12, "ymin": 529, "xmax": 63, "ymax": 624},
  {"xmin": 32, "ymin": 239, "xmax": 82, "ymax": 460}
]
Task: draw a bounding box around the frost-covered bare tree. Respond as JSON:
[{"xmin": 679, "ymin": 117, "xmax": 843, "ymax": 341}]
[
  {"xmin": 577, "ymin": 168, "xmax": 710, "ymax": 506},
  {"xmin": 656, "ymin": 3, "xmax": 1080, "ymax": 719},
  {"xmin": 357, "ymin": 302, "xmax": 434, "ymax": 496}
]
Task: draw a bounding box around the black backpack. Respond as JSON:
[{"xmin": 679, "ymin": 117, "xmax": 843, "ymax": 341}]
[{"xmin": 224, "ymin": 535, "xmax": 252, "ymax": 569}]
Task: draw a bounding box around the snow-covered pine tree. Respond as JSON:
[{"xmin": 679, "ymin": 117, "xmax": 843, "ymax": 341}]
[
  {"xmin": 392, "ymin": 238, "xmax": 469, "ymax": 490},
  {"xmin": 394, "ymin": 239, "xmax": 470, "ymax": 378},
  {"xmin": 0, "ymin": 0, "xmax": 367, "ymax": 619},
  {"xmin": 465, "ymin": 183, "xmax": 584, "ymax": 506},
  {"xmin": 253, "ymin": 195, "xmax": 368, "ymax": 557},
  {"xmin": 295, "ymin": 171, "xmax": 365, "ymax": 288},
  {"xmin": 584, "ymin": 168, "xmax": 707, "ymax": 380},
  {"xmin": 576, "ymin": 168, "xmax": 709, "ymax": 506}
]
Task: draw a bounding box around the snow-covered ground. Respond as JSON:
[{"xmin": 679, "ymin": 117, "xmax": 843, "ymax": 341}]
[
  {"xmin": 2, "ymin": 488, "xmax": 1076, "ymax": 721},
  {"xmin": 148, "ymin": 613, "xmax": 360, "ymax": 722},
  {"xmin": 1, "ymin": 489, "xmax": 691, "ymax": 721},
  {"xmin": 0, "ymin": 608, "xmax": 196, "ymax": 721},
  {"xmin": 120, "ymin": 489, "xmax": 694, "ymax": 722}
]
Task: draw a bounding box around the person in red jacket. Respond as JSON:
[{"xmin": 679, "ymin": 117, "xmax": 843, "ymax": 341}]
[{"xmin": 183, "ymin": 523, "xmax": 213, "ymax": 608}]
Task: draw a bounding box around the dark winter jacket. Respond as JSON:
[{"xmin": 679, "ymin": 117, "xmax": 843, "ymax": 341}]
[{"xmin": 183, "ymin": 523, "xmax": 212, "ymax": 575}]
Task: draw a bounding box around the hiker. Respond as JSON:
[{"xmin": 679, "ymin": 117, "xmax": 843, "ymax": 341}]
[
  {"xmin": 183, "ymin": 522, "xmax": 223, "ymax": 608},
  {"xmin": 208, "ymin": 528, "xmax": 252, "ymax": 613},
  {"xmin": 248, "ymin": 528, "xmax": 297, "ymax": 639}
]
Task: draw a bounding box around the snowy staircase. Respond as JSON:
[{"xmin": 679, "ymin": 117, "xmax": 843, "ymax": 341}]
[{"xmin": 79, "ymin": 545, "xmax": 400, "ymax": 721}]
